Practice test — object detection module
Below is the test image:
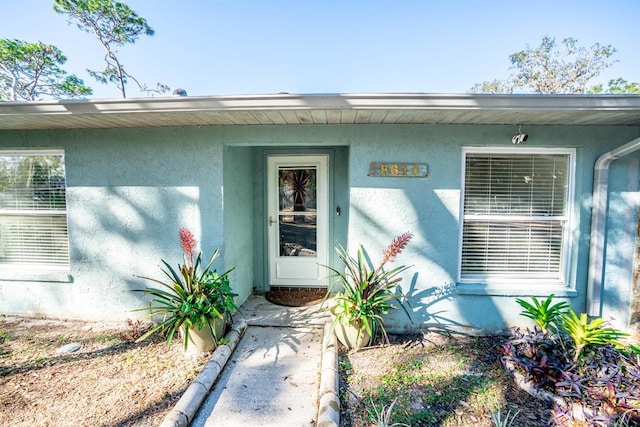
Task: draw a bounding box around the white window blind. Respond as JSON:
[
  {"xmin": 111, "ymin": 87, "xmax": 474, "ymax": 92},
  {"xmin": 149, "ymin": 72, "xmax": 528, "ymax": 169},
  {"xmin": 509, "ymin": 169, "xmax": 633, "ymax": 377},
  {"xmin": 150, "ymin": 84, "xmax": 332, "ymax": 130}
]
[
  {"xmin": 460, "ymin": 149, "xmax": 572, "ymax": 283},
  {"xmin": 0, "ymin": 151, "xmax": 69, "ymax": 270}
]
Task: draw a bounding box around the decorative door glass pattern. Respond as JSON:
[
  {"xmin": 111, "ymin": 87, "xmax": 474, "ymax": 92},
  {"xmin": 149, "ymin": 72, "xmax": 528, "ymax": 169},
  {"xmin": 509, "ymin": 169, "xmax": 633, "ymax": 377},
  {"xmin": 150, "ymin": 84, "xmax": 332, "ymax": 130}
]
[{"xmin": 278, "ymin": 167, "xmax": 317, "ymax": 256}]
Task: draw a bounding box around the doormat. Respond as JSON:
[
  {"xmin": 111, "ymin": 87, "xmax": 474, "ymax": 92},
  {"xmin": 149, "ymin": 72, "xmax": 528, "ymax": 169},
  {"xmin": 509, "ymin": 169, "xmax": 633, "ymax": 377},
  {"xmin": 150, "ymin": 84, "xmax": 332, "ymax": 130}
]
[{"xmin": 265, "ymin": 287, "xmax": 327, "ymax": 307}]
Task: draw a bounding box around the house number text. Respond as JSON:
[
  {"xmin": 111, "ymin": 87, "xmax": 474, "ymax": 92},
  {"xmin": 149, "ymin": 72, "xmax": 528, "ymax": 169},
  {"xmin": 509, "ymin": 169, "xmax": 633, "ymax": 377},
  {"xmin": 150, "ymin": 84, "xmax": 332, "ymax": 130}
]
[{"xmin": 368, "ymin": 162, "xmax": 428, "ymax": 178}]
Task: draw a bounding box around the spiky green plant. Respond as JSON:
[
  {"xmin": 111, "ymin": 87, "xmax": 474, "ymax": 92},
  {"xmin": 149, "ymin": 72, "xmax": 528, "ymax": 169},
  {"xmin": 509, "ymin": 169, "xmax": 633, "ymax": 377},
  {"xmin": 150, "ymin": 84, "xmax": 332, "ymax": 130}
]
[
  {"xmin": 561, "ymin": 310, "xmax": 629, "ymax": 361},
  {"xmin": 515, "ymin": 294, "xmax": 569, "ymax": 333},
  {"xmin": 323, "ymin": 232, "xmax": 413, "ymax": 347},
  {"xmin": 368, "ymin": 398, "xmax": 409, "ymax": 427},
  {"xmin": 134, "ymin": 228, "xmax": 238, "ymax": 350},
  {"xmin": 489, "ymin": 407, "xmax": 520, "ymax": 427}
]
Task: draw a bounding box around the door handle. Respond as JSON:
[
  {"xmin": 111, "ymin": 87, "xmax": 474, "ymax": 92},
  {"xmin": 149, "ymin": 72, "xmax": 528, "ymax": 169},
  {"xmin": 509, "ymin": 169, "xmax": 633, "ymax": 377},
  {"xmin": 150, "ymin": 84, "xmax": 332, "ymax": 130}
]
[{"xmin": 269, "ymin": 216, "xmax": 275, "ymax": 226}]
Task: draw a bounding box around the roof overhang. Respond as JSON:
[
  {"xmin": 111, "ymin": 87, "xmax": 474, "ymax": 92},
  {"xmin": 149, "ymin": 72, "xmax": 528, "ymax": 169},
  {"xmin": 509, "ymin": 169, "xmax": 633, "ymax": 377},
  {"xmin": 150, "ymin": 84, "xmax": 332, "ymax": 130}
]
[{"xmin": 1, "ymin": 93, "xmax": 640, "ymax": 130}]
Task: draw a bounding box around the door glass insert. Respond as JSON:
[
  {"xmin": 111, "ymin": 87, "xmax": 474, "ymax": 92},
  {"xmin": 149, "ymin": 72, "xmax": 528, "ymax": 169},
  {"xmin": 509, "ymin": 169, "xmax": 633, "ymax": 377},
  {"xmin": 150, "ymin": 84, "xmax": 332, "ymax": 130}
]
[{"xmin": 278, "ymin": 167, "xmax": 317, "ymax": 256}]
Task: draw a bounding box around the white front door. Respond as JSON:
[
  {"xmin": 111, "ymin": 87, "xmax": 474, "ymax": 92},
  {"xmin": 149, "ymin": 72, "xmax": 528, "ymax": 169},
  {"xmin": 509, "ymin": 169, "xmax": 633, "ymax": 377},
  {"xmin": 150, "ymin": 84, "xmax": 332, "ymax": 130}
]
[{"xmin": 267, "ymin": 155, "xmax": 328, "ymax": 288}]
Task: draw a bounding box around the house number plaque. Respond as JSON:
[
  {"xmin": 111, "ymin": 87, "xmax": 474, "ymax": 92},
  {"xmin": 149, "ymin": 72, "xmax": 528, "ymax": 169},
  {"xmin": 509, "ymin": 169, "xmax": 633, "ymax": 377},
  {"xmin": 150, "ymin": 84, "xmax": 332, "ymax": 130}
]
[{"xmin": 368, "ymin": 162, "xmax": 428, "ymax": 178}]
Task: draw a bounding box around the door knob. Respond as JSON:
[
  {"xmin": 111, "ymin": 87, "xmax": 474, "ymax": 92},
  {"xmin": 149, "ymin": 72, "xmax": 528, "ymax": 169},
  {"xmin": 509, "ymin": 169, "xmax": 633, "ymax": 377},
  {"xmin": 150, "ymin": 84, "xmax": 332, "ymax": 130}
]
[{"xmin": 269, "ymin": 216, "xmax": 275, "ymax": 226}]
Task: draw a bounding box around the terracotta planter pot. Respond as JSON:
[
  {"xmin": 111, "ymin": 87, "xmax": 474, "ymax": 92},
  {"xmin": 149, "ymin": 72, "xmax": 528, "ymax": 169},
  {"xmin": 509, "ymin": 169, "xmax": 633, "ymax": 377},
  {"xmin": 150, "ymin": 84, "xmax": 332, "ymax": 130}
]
[{"xmin": 180, "ymin": 316, "xmax": 225, "ymax": 354}]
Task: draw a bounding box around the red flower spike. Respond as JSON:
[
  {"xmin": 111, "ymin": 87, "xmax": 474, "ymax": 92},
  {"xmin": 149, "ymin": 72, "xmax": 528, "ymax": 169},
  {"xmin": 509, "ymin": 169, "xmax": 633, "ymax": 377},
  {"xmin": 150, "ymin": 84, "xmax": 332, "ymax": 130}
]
[
  {"xmin": 179, "ymin": 228, "xmax": 198, "ymax": 257},
  {"xmin": 383, "ymin": 231, "xmax": 413, "ymax": 263}
]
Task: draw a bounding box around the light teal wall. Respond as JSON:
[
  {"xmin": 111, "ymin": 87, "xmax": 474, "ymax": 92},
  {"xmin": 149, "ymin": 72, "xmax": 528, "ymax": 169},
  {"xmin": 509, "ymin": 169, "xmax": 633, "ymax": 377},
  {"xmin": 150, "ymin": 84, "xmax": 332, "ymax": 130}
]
[
  {"xmin": 603, "ymin": 154, "xmax": 640, "ymax": 329},
  {"xmin": 0, "ymin": 127, "xmax": 228, "ymax": 319},
  {"xmin": 223, "ymin": 145, "xmax": 254, "ymax": 303},
  {"xmin": 345, "ymin": 125, "xmax": 640, "ymax": 334},
  {"xmin": 210, "ymin": 125, "xmax": 353, "ymax": 293},
  {"xmin": 0, "ymin": 123, "xmax": 638, "ymax": 333},
  {"xmin": 240, "ymin": 145, "xmax": 349, "ymax": 291}
]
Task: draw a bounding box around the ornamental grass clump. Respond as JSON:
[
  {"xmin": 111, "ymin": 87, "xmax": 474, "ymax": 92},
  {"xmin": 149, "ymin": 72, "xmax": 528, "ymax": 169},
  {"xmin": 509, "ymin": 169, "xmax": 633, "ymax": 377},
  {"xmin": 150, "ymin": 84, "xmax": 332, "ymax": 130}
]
[
  {"xmin": 134, "ymin": 228, "xmax": 239, "ymax": 350},
  {"xmin": 323, "ymin": 231, "xmax": 414, "ymax": 346},
  {"xmin": 504, "ymin": 295, "xmax": 639, "ymax": 425}
]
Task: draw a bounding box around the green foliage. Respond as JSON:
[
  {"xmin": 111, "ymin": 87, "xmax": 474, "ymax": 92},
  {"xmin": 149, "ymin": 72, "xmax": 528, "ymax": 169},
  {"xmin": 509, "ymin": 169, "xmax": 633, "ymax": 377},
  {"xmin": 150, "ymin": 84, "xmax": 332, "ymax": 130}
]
[
  {"xmin": 588, "ymin": 78, "xmax": 640, "ymax": 94},
  {"xmin": 489, "ymin": 407, "xmax": 519, "ymax": 427},
  {"xmin": 350, "ymin": 339, "xmax": 507, "ymax": 426},
  {"xmin": 515, "ymin": 295, "xmax": 631, "ymax": 362},
  {"xmin": 368, "ymin": 397, "xmax": 409, "ymax": 427},
  {"xmin": 504, "ymin": 325, "xmax": 640, "ymax": 425},
  {"xmin": 468, "ymin": 79, "xmax": 515, "ymax": 94},
  {"xmin": 515, "ymin": 294, "xmax": 570, "ymax": 333},
  {"xmin": 470, "ymin": 35, "xmax": 618, "ymax": 94},
  {"xmin": 508, "ymin": 295, "xmax": 640, "ymax": 424},
  {"xmin": 134, "ymin": 231, "xmax": 238, "ymax": 350},
  {"xmin": 0, "ymin": 154, "xmax": 66, "ymax": 208},
  {"xmin": 561, "ymin": 309, "xmax": 629, "ymax": 361},
  {"xmin": 0, "ymin": 38, "xmax": 92, "ymax": 101},
  {"xmin": 54, "ymin": 0, "xmax": 154, "ymax": 45},
  {"xmin": 323, "ymin": 232, "xmax": 413, "ymax": 347},
  {"xmin": 54, "ymin": 0, "xmax": 168, "ymax": 98}
]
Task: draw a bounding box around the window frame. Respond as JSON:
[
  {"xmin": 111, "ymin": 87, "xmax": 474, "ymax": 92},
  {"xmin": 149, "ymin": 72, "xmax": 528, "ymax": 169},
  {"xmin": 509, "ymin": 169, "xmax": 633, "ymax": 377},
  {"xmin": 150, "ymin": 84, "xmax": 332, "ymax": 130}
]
[
  {"xmin": 0, "ymin": 149, "xmax": 70, "ymax": 274},
  {"xmin": 457, "ymin": 146, "xmax": 575, "ymax": 288}
]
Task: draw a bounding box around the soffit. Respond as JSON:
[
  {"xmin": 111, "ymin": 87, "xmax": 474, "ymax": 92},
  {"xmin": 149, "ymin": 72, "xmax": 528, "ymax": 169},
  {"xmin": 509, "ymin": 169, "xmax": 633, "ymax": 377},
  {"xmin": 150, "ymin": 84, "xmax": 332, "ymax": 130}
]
[{"xmin": 1, "ymin": 93, "xmax": 640, "ymax": 130}]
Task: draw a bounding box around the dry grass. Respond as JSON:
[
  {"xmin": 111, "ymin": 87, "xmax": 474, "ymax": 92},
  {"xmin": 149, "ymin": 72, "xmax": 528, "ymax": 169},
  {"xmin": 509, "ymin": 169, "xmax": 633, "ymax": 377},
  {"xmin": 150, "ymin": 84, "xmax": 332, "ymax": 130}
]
[
  {"xmin": 338, "ymin": 333, "xmax": 555, "ymax": 427},
  {"xmin": 0, "ymin": 315, "xmax": 207, "ymax": 427},
  {"xmin": 3, "ymin": 313, "xmax": 615, "ymax": 426}
]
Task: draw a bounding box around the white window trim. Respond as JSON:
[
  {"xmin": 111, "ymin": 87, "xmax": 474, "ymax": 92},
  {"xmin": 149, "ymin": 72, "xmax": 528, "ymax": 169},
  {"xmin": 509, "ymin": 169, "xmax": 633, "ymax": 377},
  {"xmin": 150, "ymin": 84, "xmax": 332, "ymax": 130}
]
[
  {"xmin": 457, "ymin": 146, "xmax": 576, "ymax": 290},
  {"xmin": 0, "ymin": 148, "xmax": 71, "ymax": 275}
]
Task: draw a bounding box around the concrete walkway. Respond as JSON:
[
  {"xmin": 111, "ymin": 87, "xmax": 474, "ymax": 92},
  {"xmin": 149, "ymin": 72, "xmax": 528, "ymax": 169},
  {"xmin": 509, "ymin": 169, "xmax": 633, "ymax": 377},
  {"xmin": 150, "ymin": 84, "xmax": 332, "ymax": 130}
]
[
  {"xmin": 183, "ymin": 295, "xmax": 337, "ymax": 427},
  {"xmin": 238, "ymin": 294, "xmax": 330, "ymax": 328},
  {"xmin": 191, "ymin": 325, "xmax": 323, "ymax": 426}
]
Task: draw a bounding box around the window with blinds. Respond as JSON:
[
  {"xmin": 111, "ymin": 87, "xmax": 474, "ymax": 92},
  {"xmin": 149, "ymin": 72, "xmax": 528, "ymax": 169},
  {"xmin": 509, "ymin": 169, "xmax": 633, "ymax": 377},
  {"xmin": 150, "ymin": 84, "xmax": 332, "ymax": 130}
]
[
  {"xmin": 0, "ymin": 151, "xmax": 70, "ymax": 271},
  {"xmin": 459, "ymin": 148, "xmax": 573, "ymax": 284}
]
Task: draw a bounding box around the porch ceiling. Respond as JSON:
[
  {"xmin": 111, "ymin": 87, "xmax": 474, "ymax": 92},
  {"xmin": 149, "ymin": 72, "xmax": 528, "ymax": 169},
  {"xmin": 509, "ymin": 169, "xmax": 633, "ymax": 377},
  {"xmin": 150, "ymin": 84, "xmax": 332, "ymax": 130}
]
[{"xmin": 1, "ymin": 93, "xmax": 640, "ymax": 130}]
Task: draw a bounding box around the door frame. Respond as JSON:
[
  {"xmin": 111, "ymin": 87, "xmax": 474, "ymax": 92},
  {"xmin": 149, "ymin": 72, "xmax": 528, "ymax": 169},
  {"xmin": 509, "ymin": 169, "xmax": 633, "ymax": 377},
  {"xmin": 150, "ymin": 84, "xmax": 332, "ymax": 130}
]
[{"xmin": 266, "ymin": 154, "xmax": 329, "ymax": 288}]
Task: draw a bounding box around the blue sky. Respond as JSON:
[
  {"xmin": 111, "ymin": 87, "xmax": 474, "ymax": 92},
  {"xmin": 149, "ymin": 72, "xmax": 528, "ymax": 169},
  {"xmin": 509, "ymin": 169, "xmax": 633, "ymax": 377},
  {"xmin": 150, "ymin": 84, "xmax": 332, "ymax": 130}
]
[{"xmin": 2, "ymin": 0, "xmax": 639, "ymax": 99}]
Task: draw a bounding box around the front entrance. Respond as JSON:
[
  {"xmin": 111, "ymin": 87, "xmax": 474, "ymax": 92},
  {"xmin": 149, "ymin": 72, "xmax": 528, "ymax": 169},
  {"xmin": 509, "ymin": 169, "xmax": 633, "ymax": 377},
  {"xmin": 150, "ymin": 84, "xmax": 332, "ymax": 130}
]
[{"xmin": 267, "ymin": 155, "xmax": 329, "ymax": 288}]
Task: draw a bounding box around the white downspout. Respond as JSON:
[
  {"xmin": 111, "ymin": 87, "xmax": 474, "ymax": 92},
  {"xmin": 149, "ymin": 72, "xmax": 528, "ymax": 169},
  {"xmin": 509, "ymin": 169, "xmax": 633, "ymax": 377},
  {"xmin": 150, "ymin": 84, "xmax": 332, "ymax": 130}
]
[{"xmin": 587, "ymin": 136, "xmax": 640, "ymax": 317}]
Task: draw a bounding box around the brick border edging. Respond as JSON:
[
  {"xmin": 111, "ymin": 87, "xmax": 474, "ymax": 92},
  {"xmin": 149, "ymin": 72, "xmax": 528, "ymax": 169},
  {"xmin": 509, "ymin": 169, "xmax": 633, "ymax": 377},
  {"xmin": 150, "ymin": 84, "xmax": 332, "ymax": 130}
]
[{"xmin": 159, "ymin": 319, "xmax": 248, "ymax": 427}]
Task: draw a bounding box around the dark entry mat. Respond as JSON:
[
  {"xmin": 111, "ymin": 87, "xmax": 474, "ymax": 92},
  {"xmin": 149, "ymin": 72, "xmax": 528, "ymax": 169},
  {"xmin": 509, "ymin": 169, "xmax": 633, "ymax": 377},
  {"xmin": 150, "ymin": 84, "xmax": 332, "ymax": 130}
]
[{"xmin": 265, "ymin": 287, "xmax": 327, "ymax": 307}]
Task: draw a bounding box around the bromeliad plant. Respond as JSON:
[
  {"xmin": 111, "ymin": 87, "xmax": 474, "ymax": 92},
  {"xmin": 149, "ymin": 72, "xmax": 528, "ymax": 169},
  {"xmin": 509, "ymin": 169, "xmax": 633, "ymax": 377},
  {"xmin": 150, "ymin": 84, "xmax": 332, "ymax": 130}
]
[
  {"xmin": 515, "ymin": 294, "xmax": 570, "ymax": 334},
  {"xmin": 504, "ymin": 294, "xmax": 639, "ymax": 425},
  {"xmin": 323, "ymin": 232, "xmax": 414, "ymax": 346},
  {"xmin": 561, "ymin": 309, "xmax": 629, "ymax": 361},
  {"xmin": 134, "ymin": 228, "xmax": 239, "ymax": 350},
  {"xmin": 515, "ymin": 294, "xmax": 630, "ymax": 361}
]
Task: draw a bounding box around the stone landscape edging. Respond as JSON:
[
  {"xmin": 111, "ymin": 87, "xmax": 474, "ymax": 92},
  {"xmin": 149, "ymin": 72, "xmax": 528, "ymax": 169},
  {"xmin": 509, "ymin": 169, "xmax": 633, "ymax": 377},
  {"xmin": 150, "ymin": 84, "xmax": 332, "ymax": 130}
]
[
  {"xmin": 317, "ymin": 322, "xmax": 340, "ymax": 427},
  {"xmin": 158, "ymin": 318, "xmax": 341, "ymax": 427},
  {"xmin": 159, "ymin": 319, "xmax": 247, "ymax": 427},
  {"xmin": 503, "ymin": 358, "xmax": 591, "ymax": 422}
]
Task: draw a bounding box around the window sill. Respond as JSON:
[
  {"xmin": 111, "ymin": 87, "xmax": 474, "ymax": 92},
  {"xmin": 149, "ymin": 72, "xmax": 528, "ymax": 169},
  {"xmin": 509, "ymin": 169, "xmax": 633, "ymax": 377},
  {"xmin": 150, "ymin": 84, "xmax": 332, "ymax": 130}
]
[
  {"xmin": 456, "ymin": 283, "xmax": 577, "ymax": 297},
  {"xmin": 0, "ymin": 270, "xmax": 72, "ymax": 283}
]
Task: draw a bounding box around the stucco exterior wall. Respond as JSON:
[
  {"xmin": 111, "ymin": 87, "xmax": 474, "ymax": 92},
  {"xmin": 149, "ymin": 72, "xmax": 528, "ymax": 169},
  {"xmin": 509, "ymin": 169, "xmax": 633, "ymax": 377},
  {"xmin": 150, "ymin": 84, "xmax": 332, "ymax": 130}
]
[
  {"xmin": 223, "ymin": 145, "xmax": 254, "ymax": 303},
  {"xmin": 345, "ymin": 125, "xmax": 640, "ymax": 334},
  {"xmin": 0, "ymin": 123, "xmax": 639, "ymax": 334},
  {"xmin": 0, "ymin": 127, "xmax": 228, "ymax": 320},
  {"xmin": 603, "ymin": 155, "xmax": 640, "ymax": 329}
]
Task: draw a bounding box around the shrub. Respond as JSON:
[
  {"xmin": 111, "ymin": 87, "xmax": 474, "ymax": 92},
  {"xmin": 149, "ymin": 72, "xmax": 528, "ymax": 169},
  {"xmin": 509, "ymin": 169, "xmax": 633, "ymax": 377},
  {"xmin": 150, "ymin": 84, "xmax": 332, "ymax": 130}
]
[
  {"xmin": 504, "ymin": 295, "xmax": 640, "ymax": 425},
  {"xmin": 515, "ymin": 294, "xmax": 569, "ymax": 334}
]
